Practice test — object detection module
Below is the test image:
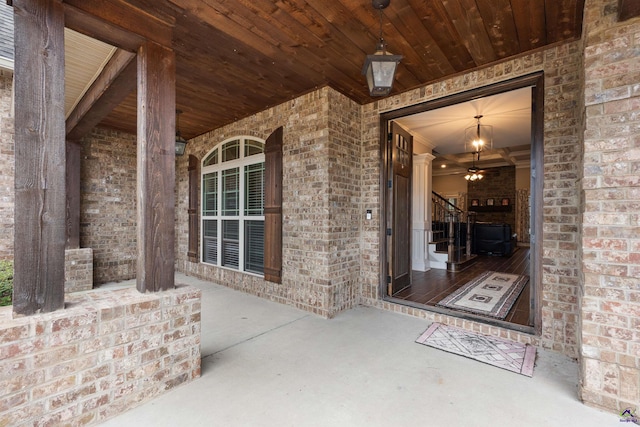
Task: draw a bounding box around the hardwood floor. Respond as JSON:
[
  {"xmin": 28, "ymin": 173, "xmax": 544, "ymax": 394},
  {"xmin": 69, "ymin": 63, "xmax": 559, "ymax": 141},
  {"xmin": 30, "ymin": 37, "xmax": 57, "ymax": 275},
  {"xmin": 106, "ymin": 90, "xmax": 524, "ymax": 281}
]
[{"xmin": 393, "ymin": 247, "xmax": 532, "ymax": 327}]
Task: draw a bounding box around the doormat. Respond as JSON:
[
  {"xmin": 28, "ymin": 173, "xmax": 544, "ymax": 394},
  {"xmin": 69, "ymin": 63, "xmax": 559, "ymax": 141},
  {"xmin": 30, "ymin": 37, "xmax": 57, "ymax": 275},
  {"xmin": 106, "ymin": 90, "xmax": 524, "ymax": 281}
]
[
  {"xmin": 436, "ymin": 271, "xmax": 528, "ymax": 319},
  {"xmin": 416, "ymin": 323, "xmax": 536, "ymax": 377}
]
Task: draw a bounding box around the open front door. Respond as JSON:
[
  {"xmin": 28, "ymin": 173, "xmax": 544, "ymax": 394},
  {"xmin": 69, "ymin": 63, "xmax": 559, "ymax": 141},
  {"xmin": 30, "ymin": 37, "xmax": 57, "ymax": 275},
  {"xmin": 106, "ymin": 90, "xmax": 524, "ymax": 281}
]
[{"xmin": 387, "ymin": 122, "xmax": 413, "ymax": 295}]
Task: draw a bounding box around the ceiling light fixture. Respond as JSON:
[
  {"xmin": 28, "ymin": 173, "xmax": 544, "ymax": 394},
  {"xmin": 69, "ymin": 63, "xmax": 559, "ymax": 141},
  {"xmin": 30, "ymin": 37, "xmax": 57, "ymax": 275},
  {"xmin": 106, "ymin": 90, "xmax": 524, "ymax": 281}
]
[
  {"xmin": 464, "ymin": 115, "xmax": 492, "ymax": 182},
  {"xmin": 464, "ymin": 114, "xmax": 492, "ymax": 160},
  {"xmin": 175, "ymin": 109, "xmax": 188, "ymax": 157},
  {"xmin": 361, "ymin": 0, "xmax": 402, "ymax": 97},
  {"xmin": 464, "ymin": 152, "xmax": 483, "ymax": 182}
]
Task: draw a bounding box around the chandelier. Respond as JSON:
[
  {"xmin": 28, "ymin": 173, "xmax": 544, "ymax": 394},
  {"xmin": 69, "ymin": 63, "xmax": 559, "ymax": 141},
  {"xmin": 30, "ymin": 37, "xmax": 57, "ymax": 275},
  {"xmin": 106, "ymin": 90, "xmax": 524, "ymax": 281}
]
[{"xmin": 463, "ymin": 115, "xmax": 492, "ymax": 181}]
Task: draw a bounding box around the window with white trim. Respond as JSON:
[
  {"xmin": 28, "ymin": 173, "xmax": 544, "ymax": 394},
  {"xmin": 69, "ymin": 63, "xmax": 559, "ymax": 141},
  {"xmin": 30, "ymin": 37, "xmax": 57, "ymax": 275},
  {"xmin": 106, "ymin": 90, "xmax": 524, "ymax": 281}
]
[{"xmin": 201, "ymin": 137, "xmax": 265, "ymax": 275}]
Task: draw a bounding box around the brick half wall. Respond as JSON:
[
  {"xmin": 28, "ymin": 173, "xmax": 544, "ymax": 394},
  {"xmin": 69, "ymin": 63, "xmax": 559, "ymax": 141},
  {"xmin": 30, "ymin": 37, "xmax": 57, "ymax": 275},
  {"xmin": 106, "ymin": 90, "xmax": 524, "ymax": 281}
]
[{"xmin": 0, "ymin": 285, "xmax": 201, "ymax": 426}]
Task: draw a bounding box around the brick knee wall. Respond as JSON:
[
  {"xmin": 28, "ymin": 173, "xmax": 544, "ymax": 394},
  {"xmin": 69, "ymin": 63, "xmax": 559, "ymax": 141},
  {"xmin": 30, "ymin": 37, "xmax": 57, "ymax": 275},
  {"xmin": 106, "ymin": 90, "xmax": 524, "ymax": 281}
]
[
  {"xmin": 65, "ymin": 248, "xmax": 94, "ymax": 293},
  {"xmin": 0, "ymin": 285, "xmax": 201, "ymax": 426}
]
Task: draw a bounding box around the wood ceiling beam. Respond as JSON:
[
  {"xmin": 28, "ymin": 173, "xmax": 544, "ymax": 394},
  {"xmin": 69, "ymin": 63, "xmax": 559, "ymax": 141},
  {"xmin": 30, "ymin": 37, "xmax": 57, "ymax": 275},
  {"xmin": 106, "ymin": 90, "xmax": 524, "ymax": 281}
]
[
  {"xmin": 63, "ymin": 0, "xmax": 173, "ymax": 50},
  {"xmin": 438, "ymin": 152, "xmax": 471, "ymax": 169},
  {"xmin": 495, "ymin": 148, "xmax": 517, "ymax": 165},
  {"xmin": 63, "ymin": 4, "xmax": 143, "ymax": 52},
  {"xmin": 66, "ymin": 48, "xmax": 137, "ymax": 141}
]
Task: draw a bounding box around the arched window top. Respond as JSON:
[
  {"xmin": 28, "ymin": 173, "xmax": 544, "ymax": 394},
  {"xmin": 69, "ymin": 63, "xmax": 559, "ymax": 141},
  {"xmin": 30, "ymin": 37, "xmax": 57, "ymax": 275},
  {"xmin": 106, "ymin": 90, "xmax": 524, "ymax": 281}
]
[{"xmin": 202, "ymin": 136, "xmax": 264, "ymax": 168}]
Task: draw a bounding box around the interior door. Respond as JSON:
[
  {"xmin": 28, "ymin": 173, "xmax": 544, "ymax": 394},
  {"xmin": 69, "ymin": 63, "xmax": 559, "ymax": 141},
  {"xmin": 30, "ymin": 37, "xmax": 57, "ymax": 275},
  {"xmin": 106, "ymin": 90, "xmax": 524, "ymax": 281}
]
[{"xmin": 387, "ymin": 122, "xmax": 413, "ymax": 295}]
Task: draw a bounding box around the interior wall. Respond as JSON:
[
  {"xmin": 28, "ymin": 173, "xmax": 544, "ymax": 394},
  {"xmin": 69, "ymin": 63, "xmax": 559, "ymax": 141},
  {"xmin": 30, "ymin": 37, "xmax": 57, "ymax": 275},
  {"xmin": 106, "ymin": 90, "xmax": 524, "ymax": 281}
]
[
  {"xmin": 432, "ymin": 174, "xmax": 467, "ymax": 195},
  {"xmin": 360, "ymin": 41, "xmax": 584, "ymax": 358},
  {"xmin": 516, "ymin": 167, "xmax": 530, "ymax": 190}
]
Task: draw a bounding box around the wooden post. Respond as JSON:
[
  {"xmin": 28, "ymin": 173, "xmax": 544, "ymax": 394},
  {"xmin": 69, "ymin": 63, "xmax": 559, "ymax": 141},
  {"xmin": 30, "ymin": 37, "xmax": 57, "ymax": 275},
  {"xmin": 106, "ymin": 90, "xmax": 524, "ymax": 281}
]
[
  {"xmin": 12, "ymin": 0, "xmax": 66, "ymax": 315},
  {"xmin": 136, "ymin": 41, "xmax": 176, "ymax": 293},
  {"xmin": 66, "ymin": 140, "xmax": 82, "ymax": 249}
]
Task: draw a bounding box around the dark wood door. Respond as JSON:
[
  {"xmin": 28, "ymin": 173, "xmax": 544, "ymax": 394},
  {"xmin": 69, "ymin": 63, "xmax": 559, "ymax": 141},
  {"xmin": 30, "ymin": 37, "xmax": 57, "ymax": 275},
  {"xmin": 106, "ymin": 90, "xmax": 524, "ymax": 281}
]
[{"xmin": 388, "ymin": 122, "xmax": 413, "ymax": 295}]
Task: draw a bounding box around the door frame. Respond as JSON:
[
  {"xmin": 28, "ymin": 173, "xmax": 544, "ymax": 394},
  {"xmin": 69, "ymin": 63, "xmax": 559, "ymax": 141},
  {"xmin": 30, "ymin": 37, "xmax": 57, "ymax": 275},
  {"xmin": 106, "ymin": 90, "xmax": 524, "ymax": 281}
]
[{"xmin": 378, "ymin": 72, "xmax": 544, "ymax": 335}]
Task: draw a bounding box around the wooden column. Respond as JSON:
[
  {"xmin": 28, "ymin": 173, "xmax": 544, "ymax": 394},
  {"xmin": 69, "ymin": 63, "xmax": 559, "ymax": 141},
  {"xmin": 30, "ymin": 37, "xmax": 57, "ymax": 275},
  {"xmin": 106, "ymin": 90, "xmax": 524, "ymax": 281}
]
[
  {"xmin": 66, "ymin": 140, "xmax": 82, "ymax": 249},
  {"xmin": 136, "ymin": 41, "xmax": 176, "ymax": 292},
  {"xmin": 12, "ymin": 0, "xmax": 66, "ymax": 315}
]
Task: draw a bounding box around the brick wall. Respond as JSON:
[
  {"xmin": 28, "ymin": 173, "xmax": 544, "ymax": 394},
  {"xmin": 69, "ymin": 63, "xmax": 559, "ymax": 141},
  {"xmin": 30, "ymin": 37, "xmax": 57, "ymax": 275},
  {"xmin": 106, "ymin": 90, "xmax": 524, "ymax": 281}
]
[
  {"xmin": 580, "ymin": 0, "xmax": 640, "ymax": 413},
  {"xmin": 326, "ymin": 89, "xmax": 361, "ymax": 314},
  {"xmin": 0, "ymin": 285, "xmax": 201, "ymax": 426},
  {"xmin": 361, "ymin": 41, "xmax": 584, "ymax": 358},
  {"xmin": 177, "ymin": 87, "xmax": 361, "ymax": 318},
  {"xmin": 0, "ymin": 71, "xmax": 12, "ymax": 260},
  {"xmin": 467, "ymin": 165, "xmax": 516, "ymax": 230},
  {"xmin": 65, "ymin": 248, "xmax": 93, "ymax": 293},
  {"xmin": 80, "ymin": 128, "xmax": 137, "ymax": 284}
]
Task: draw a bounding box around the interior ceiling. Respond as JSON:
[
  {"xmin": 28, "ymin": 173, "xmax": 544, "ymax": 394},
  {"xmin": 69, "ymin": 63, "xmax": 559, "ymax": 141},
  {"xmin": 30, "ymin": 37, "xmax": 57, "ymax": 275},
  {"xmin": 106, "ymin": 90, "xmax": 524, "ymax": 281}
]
[
  {"xmin": 62, "ymin": 0, "xmax": 585, "ymax": 141},
  {"xmin": 394, "ymin": 86, "xmax": 532, "ymax": 176}
]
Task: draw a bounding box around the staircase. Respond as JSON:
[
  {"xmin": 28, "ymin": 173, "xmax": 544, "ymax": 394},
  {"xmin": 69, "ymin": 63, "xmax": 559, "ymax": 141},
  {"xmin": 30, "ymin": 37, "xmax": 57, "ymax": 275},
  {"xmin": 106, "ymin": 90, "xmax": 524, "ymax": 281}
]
[{"xmin": 430, "ymin": 192, "xmax": 477, "ymax": 272}]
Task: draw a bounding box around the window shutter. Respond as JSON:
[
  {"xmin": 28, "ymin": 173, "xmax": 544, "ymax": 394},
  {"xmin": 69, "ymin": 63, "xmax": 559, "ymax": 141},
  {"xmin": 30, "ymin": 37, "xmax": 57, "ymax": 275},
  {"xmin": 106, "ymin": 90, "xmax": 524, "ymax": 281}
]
[
  {"xmin": 187, "ymin": 155, "xmax": 199, "ymax": 260},
  {"xmin": 264, "ymin": 126, "xmax": 283, "ymax": 283}
]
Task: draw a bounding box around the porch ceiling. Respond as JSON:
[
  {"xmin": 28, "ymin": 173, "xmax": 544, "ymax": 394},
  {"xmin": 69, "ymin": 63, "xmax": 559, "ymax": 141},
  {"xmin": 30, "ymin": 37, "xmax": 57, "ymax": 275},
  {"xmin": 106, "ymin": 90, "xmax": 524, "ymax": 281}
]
[{"xmin": 61, "ymin": 0, "xmax": 585, "ymax": 140}]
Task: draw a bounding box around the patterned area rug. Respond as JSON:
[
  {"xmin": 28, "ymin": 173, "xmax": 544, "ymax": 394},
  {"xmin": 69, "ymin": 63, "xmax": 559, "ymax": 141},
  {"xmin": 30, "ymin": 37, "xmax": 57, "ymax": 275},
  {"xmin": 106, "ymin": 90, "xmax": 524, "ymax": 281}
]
[
  {"xmin": 416, "ymin": 323, "xmax": 536, "ymax": 377},
  {"xmin": 436, "ymin": 271, "xmax": 528, "ymax": 319}
]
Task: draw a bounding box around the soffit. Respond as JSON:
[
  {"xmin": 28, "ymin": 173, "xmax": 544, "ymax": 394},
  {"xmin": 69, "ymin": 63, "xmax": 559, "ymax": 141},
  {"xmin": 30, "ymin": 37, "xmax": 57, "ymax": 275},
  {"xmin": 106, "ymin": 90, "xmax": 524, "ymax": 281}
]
[{"xmin": 58, "ymin": 0, "xmax": 585, "ymax": 139}]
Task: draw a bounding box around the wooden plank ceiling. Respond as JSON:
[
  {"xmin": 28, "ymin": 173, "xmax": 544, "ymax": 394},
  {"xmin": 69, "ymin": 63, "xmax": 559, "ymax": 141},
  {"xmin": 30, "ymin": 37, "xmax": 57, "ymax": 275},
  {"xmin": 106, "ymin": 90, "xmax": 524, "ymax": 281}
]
[{"xmin": 66, "ymin": 0, "xmax": 586, "ymax": 140}]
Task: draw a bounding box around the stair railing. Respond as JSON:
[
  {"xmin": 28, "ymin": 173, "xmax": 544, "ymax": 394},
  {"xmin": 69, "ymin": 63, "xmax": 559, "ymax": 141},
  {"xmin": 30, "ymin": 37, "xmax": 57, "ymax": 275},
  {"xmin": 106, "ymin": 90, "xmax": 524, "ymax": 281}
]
[{"xmin": 431, "ymin": 192, "xmax": 476, "ymax": 265}]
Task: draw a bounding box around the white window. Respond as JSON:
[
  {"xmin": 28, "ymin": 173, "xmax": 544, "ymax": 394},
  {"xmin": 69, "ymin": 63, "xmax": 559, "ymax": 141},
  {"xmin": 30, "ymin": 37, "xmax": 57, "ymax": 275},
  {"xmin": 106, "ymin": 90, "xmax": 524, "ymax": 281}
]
[{"xmin": 201, "ymin": 137, "xmax": 265, "ymax": 275}]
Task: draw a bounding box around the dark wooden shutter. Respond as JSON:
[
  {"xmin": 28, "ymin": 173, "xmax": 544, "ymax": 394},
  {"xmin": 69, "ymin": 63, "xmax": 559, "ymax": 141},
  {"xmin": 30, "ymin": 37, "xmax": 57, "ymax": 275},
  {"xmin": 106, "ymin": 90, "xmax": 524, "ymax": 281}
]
[
  {"xmin": 264, "ymin": 127, "xmax": 283, "ymax": 283},
  {"xmin": 187, "ymin": 154, "xmax": 199, "ymax": 260}
]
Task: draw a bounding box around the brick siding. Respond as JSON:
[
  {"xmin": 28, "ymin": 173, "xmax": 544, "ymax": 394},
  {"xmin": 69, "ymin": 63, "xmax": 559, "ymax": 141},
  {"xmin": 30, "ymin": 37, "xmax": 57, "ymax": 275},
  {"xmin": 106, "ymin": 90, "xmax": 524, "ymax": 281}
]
[
  {"xmin": 580, "ymin": 0, "xmax": 640, "ymax": 413},
  {"xmin": 65, "ymin": 248, "xmax": 93, "ymax": 293},
  {"xmin": 177, "ymin": 87, "xmax": 361, "ymax": 317},
  {"xmin": 0, "ymin": 285, "xmax": 201, "ymax": 426},
  {"xmin": 467, "ymin": 165, "xmax": 517, "ymax": 231},
  {"xmin": 80, "ymin": 128, "xmax": 137, "ymax": 284}
]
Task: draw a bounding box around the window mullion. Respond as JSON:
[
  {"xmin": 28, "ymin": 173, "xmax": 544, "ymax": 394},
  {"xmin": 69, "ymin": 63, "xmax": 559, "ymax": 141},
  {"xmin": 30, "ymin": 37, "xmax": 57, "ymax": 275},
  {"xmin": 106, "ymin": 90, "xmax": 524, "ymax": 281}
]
[
  {"xmin": 217, "ymin": 167, "xmax": 222, "ymax": 266},
  {"xmin": 239, "ymin": 161, "xmax": 246, "ymax": 272}
]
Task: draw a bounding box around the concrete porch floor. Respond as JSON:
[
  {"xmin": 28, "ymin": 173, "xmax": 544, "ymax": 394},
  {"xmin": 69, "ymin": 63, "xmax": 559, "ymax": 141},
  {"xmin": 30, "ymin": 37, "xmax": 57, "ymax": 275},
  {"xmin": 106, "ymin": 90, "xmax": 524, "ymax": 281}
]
[{"xmin": 100, "ymin": 274, "xmax": 616, "ymax": 426}]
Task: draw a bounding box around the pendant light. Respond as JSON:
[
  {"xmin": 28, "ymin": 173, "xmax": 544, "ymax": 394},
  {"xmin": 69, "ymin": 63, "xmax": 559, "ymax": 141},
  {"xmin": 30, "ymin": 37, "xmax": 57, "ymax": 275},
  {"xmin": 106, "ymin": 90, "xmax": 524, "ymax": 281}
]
[
  {"xmin": 361, "ymin": 0, "xmax": 402, "ymax": 97},
  {"xmin": 464, "ymin": 115, "xmax": 492, "ymax": 160},
  {"xmin": 463, "ymin": 115, "xmax": 492, "ymax": 181},
  {"xmin": 175, "ymin": 109, "xmax": 188, "ymax": 156}
]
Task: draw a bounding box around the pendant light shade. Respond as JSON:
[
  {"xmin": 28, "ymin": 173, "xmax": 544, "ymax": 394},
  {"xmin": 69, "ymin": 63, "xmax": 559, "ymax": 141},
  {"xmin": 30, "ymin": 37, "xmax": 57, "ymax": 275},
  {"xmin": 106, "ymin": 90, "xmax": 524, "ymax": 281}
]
[
  {"xmin": 464, "ymin": 115, "xmax": 492, "ymax": 156},
  {"xmin": 362, "ymin": 0, "xmax": 402, "ymax": 97}
]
